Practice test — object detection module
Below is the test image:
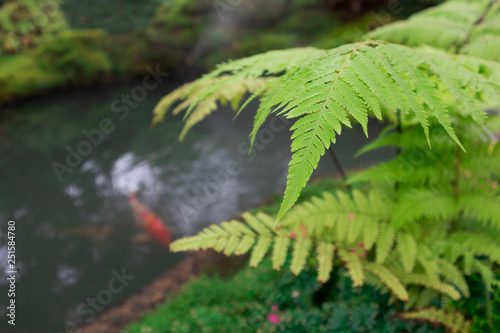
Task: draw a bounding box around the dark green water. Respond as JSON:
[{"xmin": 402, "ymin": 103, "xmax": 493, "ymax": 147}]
[{"xmin": 0, "ymin": 77, "xmax": 391, "ymax": 333}]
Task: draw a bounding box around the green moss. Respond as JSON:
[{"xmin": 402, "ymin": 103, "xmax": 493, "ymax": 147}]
[
  {"xmin": 0, "ymin": 0, "xmax": 404, "ymax": 103},
  {"xmin": 0, "ymin": 54, "xmax": 65, "ymax": 101},
  {"xmin": 0, "ymin": 0, "xmax": 68, "ymax": 54},
  {"xmin": 60, "ymin": 0, "xmax": 163, "ymax": 34},
  {"xmin": 35, "ymin": 29, "xmax": 112, "ymax": 83}
]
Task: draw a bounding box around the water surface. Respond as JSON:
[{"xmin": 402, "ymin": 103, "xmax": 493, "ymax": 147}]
[{"xmin": 0, "ymin": 77, "xmax": 391, "ymax": 333}]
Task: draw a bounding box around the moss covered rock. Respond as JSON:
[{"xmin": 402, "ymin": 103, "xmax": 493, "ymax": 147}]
[{"xmin": 0, "ymin": 0, "xmax": 68, "ymax": 54}]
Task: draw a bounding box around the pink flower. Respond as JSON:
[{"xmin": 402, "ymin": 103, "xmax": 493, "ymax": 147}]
[
  {"xmin": 289, "ymin": 232, "xmax": 296, "ymax": 238},
  {"xmin": 267, "ymin": 304, "xmax": 281, "ymax": 324},
  {"xmin": 348, "ymin": 212, "xmax": 355, "ymax": 220},
  {"xmin": 268, "ymin": 314, "xmax": 281, "ymax": 324}
]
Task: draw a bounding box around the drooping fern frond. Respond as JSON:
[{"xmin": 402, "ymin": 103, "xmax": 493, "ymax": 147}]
[
  {"xmin": 369, "ymin": 0, "xmax": 486, "ymax": 51},
  {"xmin": 449, "ymin": 232, "xmax": 500, "ymax": 264},
  {"xmin": 261, "ymin": 41, "xmax": 496, "ymax": 220},
  {"xmin": 400, "ymin": 307, "xmax": 472, "ymax": 333},
  {"xmin": 154, "ymin": 39, "xmax": 500, "ymax": 221},
  {"xmin": 171, "ymin": 188, "xmax": 475, "ymax": 304},
  {"xmin": 364, "ymin": 262, "xmax": 409, "ymax": 301},
  {"xmin": 152, "ymin": 47, "xmax": 325, "ymax": 140},
  {"xmin": 396, "ymin": 232, "xmax": 418, "ymax": 273},
  {"xmin": 370, "ymin": 0, "xmax": 500, "ymax": 62}
]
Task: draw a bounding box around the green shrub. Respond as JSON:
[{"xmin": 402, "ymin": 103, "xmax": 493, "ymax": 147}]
[
  {"xmin": 124, "ymin": 259, "xmax": 441, "ymax": 333},
  {"xmin": 0, "ymin": 0, "xmax": 68, "ymax": 54},
  {"xmin": 34, "ymin": 29, "xmax": 111, "ymax": 83}
]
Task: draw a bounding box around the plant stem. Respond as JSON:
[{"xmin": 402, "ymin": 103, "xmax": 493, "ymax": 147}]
[
  {"xmin": 395, "ymin": 299, "xmax": 403, "ymax": 312},
  {"xmin": 327, "ymin": 146, "xmax": 347, "ymax": 181}
]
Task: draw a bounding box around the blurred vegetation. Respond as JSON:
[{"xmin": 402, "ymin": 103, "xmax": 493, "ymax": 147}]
[
  {"xmin": 35, "ymin": 29, "xmax": 111, "ymax": 83},
  {"xmin": 60, "ymin": 0, "xmax": 163, "ymax": 33},
  {"xmin": 1, "ymin": 0, "xmax": 431, "ymax": 104},
  {"xmin": 124, "ymin": 177, "xmax": 500, "ymax": 332},
  {"xmin": 123, "ymin": 257, "xmax": 442, "ymax": 332},
  {"xmin": 0, "ymin": 0, "xmax": 67, "ymax": 54}
]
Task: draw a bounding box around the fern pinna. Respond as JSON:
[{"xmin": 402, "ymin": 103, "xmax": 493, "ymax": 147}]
[{"xmin": 156, "ymin": 0, "xmax": 500, "ymax": 331}]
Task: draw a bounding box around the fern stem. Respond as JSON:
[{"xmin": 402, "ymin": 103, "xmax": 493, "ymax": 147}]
[
  {"xmin": 485, "ymin": 282, "xmax": 494, "ymax": 331},
  {"xmin": 327, "ymin": 147, "xmax": 347, "ymax": 181},
  {"xmin": 395, "ymin": 299, "xmax": 403, "ymax": 313}
]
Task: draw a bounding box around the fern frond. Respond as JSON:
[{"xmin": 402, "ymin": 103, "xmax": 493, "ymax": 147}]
[
  {"xmin": 339, "ymin": 249, "xmax": 364, "ymax": 287},
  {"xmin": 471, "ymin": 259, "xmax": 495, "ymax": 292},
  {"xmin": 417, "ymin": 245, "xmax": 440, "ymax": 284},
  {"xmin": 414, "ymin": 288, "xmax": 440, "ymax": 310},
  {"xmin": 250, "ymin": 237, "xmax": 272, "ymax": 268},
  {"xmin": 370, "ymin": 0, "xmax": 499, "ymax": 63},
  {"xmin": 316, "ymin": 241, "xmax": 335, "ymax": 282},
  {"xmin": 153, "ymin": 48, "xmax": 325, "ymax": 139},
  {"xmin": 463, "ymin": 35, "xmax": 500, "ymax": 62},
  {"xmin": 401, "ymin": 307, "xmax": 472, "ymax": 333},
  {"xmin": 391, "ymin": 189, "xmax": 456, "ymax": 229},
  {"xmin": 282, "ymin": 189, "xmax": 390, "ymax": 246},
  {"xmin": 449, "ymin": 232, "xmax": 500, "ymax": 264},
  {"xmin": 290, "ymin": 237, "xmax": 312, "ymax": 276},
  {"xmin": 265, "ymin": 40, "xmax": 497, "ymax": 220},
  {"xmin": 170, "ymin": 220, "xmax": 254, "ymax": 252},
  {"xmin": 235, "ymin": 236, "xmax": 256, "ymax": 255},
  {"xmin": 271, "ymin": 235, "xmax": 291, "ymax": 270},
  {"xmin": 437, "ymin": 259, "xmax": 470, "ymax": 298},
  {"xmin": 376, "ymin": 224, "xmax": 395, "ymax": 264},
  {"xmin": 364, "ymin": 262, "xmax": 409, "ymax": 301},
  {"xmin": 396, "ymin": 232, "xmax": 418, "ymax": 273},
  {"xmin": 369, "ymin": 1, "xmax": 482, "ymax": 51},
  {"xmin": 155, "ymin": 38, "xmax": 500, "ymax": 221},
  {"xmin": 457, "ymin": 194, "xmax": 500, "ymax": 229},
  {"xmin": 403, "ymin": 274, "xmax": 461, "ymax": 301}
]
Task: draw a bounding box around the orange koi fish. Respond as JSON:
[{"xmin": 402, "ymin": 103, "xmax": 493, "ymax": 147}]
[{"xmin": 129, "ymin": 193, "xmax": 172, "ymax": 247}]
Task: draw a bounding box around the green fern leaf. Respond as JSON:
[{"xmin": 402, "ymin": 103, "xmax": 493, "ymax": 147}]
[
  {"xmin": 249, "ymin": 236, "xmax": 272, "ymax": 268},
  {"xmin": 271, "ymin": 235, "xmax": 291, "ymax": 270},
  {"xmin": 396, "ymin": 232, "xmax": 418, "ymax": 273},
  {"xmin": 339, "ymin": 249, "xmax": 364, "ymax": 287},
  {"xmin": 414, "ymin": 288, "xmax": 440, "ymax": 310},
  {"xmin": 417, "ymin": 245, "xmax": 440, "ymax": 284},
  {"xmin": 437, "ymin": 259, "xmax": 470, "ymax": 297},
  {"xmin": 234, "ymin": 235, "xmax": 255, "ymax": 255},
  {"xmin": 391, "ymin": 190, "xmax": 456, "ymax": 229},
  {"xmin": 364, "ymin": 262, "xmax": 409, "ymax": 301},
  {"xmin": 403, "ymin": 273, "xmax": 461, "ymax": 301},
  {"xmin": 290, "ymin": 237, "xmax": 312, "ymax": 276},
  {"xmin": 450, "ymin": 232, "xmax": 500, "ymax": 264},
  {"xmin": 316, "ymin": 241, "xmax": 335, "ymax": 282},
  {"xmin": 376, "ymin": 224, "xmax": 396, "ymax": 264},
  {"xmin": 401, "ymin": 307, "xmax": 471, "ymax": 333}
]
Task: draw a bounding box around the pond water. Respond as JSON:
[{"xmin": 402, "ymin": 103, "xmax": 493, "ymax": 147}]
[{"xmin": 0, "ymin": 76, "xmax": 392, "ymax": 333}]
